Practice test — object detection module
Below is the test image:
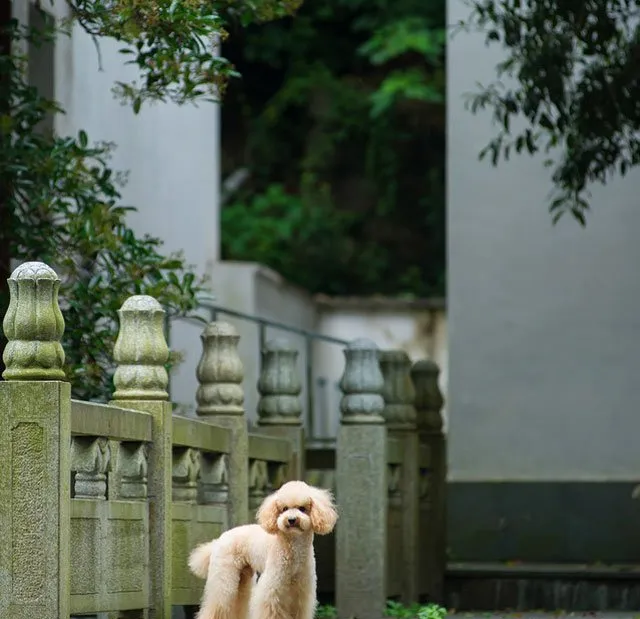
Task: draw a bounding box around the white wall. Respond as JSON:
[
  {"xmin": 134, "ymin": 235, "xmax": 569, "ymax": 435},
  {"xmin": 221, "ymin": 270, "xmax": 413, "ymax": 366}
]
[
  {"xmin": 315, "ymin": 299, "xmax": 448, "ymax": 439},
  {"xmin": 448, "ymin": 0, "xmax": 640, "ymax": 481},
  {"xmin": 37, "ymin": 0, "xmax": 220, "ymax": 409}
]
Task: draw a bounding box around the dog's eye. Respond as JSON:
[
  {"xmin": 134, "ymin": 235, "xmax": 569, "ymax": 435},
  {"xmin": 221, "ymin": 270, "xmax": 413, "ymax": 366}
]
[
  {"xmin": 281, "ymin": 506, "xmax": 288, "ymax": 513},
  {"xmin": 298, "ymin": 506, "xmax": 307, "ymax": 513}
]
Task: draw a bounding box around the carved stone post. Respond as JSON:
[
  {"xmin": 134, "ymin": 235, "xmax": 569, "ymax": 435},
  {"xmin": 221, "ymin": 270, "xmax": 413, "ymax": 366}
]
[
  {"xmin": 196, "ymin": 321, "xmax": 248, "ymax": 526},
  {"xmin": 380, "ymin": 349, "xmax": 420, "ymax": 604},
  {"xmin": 336, "ymin": 338, "xmax": 387, "ymax": 619},
  {"xmin": 257, "ymin": 338, "xmax": 304, "ymax": 479},
  {"xmin": 0, "ymin": 261, "xmax": 71, "ymax": 619},
  {"xmin": 110, "ymin": 295, "xmax": 172, "ymax": 619},
  {"xmin": 411, "ymin": 359, "xmax": 446, "ymax": 602}
]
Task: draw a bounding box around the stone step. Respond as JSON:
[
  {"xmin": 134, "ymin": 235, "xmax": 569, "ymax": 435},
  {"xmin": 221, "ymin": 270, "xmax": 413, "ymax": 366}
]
[{"xmin": 445, "ymin": 563, "xmax": 640, "ymax": 612}]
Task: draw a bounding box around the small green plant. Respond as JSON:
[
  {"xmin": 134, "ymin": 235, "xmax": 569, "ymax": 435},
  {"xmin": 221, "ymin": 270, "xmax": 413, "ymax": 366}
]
[
  {"xmin": 417, "ymin": 603, "xmax": 448, "ymax": 619},
  {"xmin": 315, "ymin": 600, "xmax": 448, "ymax": 618},
  {"xmin": 386, "ymin": 600, "xmax": 448, "ymax": 619}
]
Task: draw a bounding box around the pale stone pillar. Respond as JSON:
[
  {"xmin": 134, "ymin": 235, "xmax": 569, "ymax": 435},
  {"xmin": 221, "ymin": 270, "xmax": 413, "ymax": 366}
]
[
  {"xmin": 195, "ymin": 322, "xmax": 248, "ymax": 526},
  {"xmin": 411, "ymin": 359, "xmax": 446, "ymax": 602},
  {"xmin": 380, "ymin": 349, "xmax": 420, "ymax": 605},
  {"xmin": 336, "ymin": 338, "xmax": 387, "ymax": 619},
  {"xmin": 0, "ymin": 261, "xmax": 71, "ymax": 619},
  {"xmin": 257, "ymin": 338, "xmax": 304, "ymax": 479},
  {"xmin": 111, "ymin": 295, "xmax": 173, "ymax": 619}
]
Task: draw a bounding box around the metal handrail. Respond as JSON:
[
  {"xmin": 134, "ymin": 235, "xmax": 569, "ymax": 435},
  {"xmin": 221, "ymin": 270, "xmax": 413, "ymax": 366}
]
[{"xmin": 176, "ymin": 302, "xmax": 348, "ymax": 439}]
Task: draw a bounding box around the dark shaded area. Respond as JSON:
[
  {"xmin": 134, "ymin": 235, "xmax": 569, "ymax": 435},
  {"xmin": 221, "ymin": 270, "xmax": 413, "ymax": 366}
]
[
  {"xmin": 219, "ymin": 0, "xmax": 446, "ymax": 296},
  {"xmin": 448, "ymin": 482, "xmax": 640, "ymax": 563}
]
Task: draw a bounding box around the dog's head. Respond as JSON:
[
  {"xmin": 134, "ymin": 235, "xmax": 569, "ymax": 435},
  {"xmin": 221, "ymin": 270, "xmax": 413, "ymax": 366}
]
[{"xmin": 256, "ymin": 480, "xmax": 338, "ymax": 536}]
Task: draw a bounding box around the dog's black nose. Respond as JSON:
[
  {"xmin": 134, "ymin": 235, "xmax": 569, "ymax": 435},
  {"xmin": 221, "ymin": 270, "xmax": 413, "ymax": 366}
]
[{"xmin": 287, "ymin": 517, "xmax": 297, "ymax": 525}]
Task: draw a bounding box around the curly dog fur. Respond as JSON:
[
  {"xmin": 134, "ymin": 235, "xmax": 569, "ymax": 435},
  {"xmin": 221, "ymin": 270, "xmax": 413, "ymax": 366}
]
[{"xmin": 188, "ymin": 480, "xmax": 338, "ymax": 619}]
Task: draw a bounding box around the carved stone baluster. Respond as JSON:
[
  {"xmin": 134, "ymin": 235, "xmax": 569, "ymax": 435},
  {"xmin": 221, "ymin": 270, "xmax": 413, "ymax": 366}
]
[
  {"xmin": 172, "ymin": 448, "xmax": 201, "ymax": 503},
  {"xmin": 196, "ymin": 321, "xmax": 248, "ymax": 526},
  {"xmin": 71, "ymin": 437, "xmax": 111, "ymax": 499},
  {"xmin": 199, "ymin": 453, "xmax": 229, "ymax": 506},
  {"xmin": 117, "ymin": 443, "xmax": 149, "ymax": 500}
]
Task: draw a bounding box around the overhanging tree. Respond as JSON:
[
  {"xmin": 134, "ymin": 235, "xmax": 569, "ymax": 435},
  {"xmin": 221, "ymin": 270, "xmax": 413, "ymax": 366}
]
[
  {"xmin": 0, "ymin": 0, "xmax": 299, "ymax": 399},
  {"xmin": 462, "ymin": 0, "xmax": 640, "ymax": 224}
]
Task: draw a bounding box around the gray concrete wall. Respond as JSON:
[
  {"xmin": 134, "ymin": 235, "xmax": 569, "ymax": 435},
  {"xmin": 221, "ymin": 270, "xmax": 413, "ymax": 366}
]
[{"xmin": 448, "ymin": 0, "xmax": 640, "ymax": 561}]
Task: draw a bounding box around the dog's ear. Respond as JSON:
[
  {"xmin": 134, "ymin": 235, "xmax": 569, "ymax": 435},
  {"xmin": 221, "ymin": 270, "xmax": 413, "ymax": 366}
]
[
  {"xmin": 256, "ymin": 492, "xmax": 280, "ymax": 534},
  {"xmin": 309, "ymin": 486, "xmax": 338, "ymax": 535}
]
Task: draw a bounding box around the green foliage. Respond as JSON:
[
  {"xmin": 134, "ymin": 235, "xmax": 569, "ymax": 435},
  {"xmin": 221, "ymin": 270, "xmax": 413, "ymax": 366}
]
[
  {"xmin": 219, "ymin": 0, "xmax": 446, "ymax": 297},
  {"xmin": 461, "ymin": 0, "xmax": 640, "ymax": 224},
  {"xmin": 386, "ymin": 601, "xmax": 449, "ymax": 619},
  {"xmin": 70, "ymin": 0, "xmax": 303, "ymax": 110},
  {"xmin": 314, "ymin": 601, "xmax": 448, "ymax": 618},
  {"xmin": 1, "ymin": 0, "xmax": 298, "ymax": 397},
  {"xmin": 2, "ymin": 23, "xmax": 203, "ymax": 400}
]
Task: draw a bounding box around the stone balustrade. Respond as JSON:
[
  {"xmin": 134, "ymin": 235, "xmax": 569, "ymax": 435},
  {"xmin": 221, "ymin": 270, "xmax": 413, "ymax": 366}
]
[{"xmin": 0, "ymin": 260, "xmax": 446, "ymax": 619}]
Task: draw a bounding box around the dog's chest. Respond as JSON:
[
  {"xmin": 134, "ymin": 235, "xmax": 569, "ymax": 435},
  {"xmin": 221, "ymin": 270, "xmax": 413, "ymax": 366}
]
[{"xmin": 269, "ymin": 579, "xmax": 311, "ymax": 617}]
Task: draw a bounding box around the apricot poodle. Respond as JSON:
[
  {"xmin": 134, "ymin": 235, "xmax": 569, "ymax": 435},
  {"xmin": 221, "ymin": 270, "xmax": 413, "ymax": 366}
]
[{"xmin": 188, "ymin": 480, "xmax": 338, "ymax": 619}]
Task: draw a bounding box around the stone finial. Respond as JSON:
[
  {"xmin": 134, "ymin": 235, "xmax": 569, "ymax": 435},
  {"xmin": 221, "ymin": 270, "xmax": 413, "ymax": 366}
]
[
  {"xmin": 257, "ymin": 338, "xmax": 302, "ymax": 426},
  {"xmin": 380, "ymin": 349, "xmax": 417, "ymax": 430},
  {"xmin": 339, "ymin": 338, "xmax": 385, "ymax": 424},
  {"xmin": 410, "ymin": 359, "xmax": 444, "ymax": 434},
  {"xmin": 2, "ymin": 261, "xmax": 66, "ymax": 380},
  {"xmin": 112, "ymin": 295, "xmax": 169, "ymax": 400},
  {"xmin": 196, "ymin": 321, "xmax": 244, "ymax": 416}
]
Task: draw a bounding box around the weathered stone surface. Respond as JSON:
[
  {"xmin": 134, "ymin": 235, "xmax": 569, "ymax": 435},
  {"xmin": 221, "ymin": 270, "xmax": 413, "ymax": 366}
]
[
  {"xmin": 110, "ymin": 398, "xmax": 172, "ymax": 619},
  {"xmin": 112, "ymin": 296, "xmax": 169, "ymax": 401},
  {"xmin": 380, "ymin": 350, "xmax": 420, "ymax": 603},
  {"xmin": 336, "ymin": 338, "xmax": 388, "ymax": 619},
  {"xmin": 380, "ymin": 349, "xmax": 416, "ymax": 430},
  {"xmin": 172, "ymin": 447, "xmax": 201, "ymax": 503},
  {"xmin": 339, "ymin": 338, "xmax": 385, "ymax": 425},
  {"xmin": 411, "ymin": 359, "xmax": 444, "ymax": 435},
  {"xmin": 195, "ymin": 321, "xmax": 248, "ymax": 527},
  {"xmin": 412, "ymin": 359, "xmax": 447, "ymax": 602},
  {"xmin": 336, "ymin": 424, "xmax": 387, "ymax": 619},
  {"xmin": 199, "ymin": 453, "xmax": 228, "ymax": 506},
  {"xmin": 257, "ymin": 338, "xmax": 302, "ymax": 425},
  {"xmin": 257, "ymin": 338, "xmax": 304, "ymax": 478},
  {"xmin": 2, "ymin": 261, "xmax": 65, "ymax": 381},
  {"xmin": 0, "ymin": 380, "xmax": 71, "ymax": 619},
  {"xmin": 71, "ymin": 436, "xmax": 111, "ymax": 500},
  {"xmin": 196, "ymin": 322, "xmax": 244, "ymax": 416},
  {"xmin": 116, "ymin": 442, "xmax": 149, "ymax": 500}
]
